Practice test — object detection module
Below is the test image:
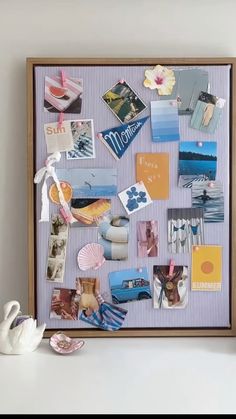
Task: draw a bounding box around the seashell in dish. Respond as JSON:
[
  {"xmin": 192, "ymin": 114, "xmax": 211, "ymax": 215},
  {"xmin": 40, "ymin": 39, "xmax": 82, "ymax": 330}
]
[{"xmin": 49, "ymin": 332, "xmax": 85, "ymax": 354}]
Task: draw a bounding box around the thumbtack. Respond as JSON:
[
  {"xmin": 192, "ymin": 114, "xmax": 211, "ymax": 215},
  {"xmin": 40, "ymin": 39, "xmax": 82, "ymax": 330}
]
[
  {"xmin": 137, "ymin": 267, "xmax": 143, "ymax": 273},
  {"xmin": 194, "ymin": 246, "xmax": 199, "ymax": 251},
  {"xmin": 97, "ymin": 133, "xmax": 103, "ymax": 139},
  {"xmin": 61, "ymin": 182, "xmax": 66, "ymax": 189},
  {"xmin": 197, "ymin": 142, "xmax": 203, "ymax": 147},
  {"xmin": 208, "ymin": 182, "xmax": 214, "ymax": 188},
  {"xmin": 119, "ymin": 79, "xmax": 125, "ymax": 84},
  {"xmin": 77, "ymin": 121, "xmax": 82, "ymax": 128}
]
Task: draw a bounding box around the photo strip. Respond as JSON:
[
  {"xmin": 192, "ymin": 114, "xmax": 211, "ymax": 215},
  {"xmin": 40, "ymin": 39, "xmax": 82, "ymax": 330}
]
[{"xmin": 46, "ymin": 214, "xmax": 69, "ymax": 282}]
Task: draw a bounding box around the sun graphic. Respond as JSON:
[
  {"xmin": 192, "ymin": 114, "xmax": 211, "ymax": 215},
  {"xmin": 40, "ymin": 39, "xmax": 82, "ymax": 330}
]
[{"xmin": 192, "ymin": 245, "xmax": 222, "ymax": 290}]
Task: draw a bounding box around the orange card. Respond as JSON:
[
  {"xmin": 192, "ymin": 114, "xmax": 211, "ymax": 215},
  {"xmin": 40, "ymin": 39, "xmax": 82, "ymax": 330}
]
[
  {"xmin": 136, "ymin": 153, "xmax": 169, "ymax": 200},
  {"xmin": 191, "ymin": 245, "xmax": 222, "ymax": 291}
]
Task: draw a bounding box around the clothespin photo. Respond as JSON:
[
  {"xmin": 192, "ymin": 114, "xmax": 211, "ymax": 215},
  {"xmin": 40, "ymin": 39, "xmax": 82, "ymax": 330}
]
[
  {"xmin": 58, "ymin": 112, "xmax": 64, "ymax": 128},
  {"xmin": 61, "ymin": 70, "xmax": 67, "ymax": 88},
  {"xmin": 169, "ymin": 259, "xmax": 175, "ymax": 277}
]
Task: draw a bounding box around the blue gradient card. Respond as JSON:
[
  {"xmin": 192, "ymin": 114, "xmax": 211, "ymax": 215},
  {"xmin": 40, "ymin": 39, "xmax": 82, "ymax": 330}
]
[{"xmin": 151, "ymin": 100, "xmax": 180, "ymax": 142}]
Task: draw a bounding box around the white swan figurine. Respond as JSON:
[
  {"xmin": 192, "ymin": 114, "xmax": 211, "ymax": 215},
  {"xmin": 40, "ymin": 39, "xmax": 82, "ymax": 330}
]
[{"xmin": 0, "ymin": 301, "xmax": 46, "ymax": 354}]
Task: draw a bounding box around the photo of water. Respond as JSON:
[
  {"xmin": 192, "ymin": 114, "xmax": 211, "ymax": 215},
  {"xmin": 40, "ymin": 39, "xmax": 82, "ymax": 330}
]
[{"xmin": 192, "ymin": 181, "xmax": 224, "ymax": 223}]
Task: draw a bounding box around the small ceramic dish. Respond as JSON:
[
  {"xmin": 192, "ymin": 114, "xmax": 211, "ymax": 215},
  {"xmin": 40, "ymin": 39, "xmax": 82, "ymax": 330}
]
[{"xmin": 49, "ymin": 332, "xmax": 85, "ymax": 354}]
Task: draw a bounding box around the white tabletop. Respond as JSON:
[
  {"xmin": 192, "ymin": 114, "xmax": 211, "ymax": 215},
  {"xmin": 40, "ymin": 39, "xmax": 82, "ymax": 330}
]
[{"xmin": 0, "ymin": 337, "xmax": 236, "ymax": 414}]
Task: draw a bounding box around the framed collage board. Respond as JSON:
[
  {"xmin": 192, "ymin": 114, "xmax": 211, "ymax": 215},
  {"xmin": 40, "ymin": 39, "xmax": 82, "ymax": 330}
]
[{"xmin": 27, "ymin": 58, "xmax": 236, "ymax": 337}]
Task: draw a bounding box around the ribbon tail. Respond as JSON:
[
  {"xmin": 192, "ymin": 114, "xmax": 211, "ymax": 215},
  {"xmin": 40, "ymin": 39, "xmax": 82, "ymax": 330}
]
[{"xmin": 39, "ymin": 175, "xmax": 50, "ymax": 222}]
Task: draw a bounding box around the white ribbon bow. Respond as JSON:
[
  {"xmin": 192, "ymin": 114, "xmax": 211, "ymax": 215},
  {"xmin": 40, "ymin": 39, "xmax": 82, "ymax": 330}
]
[{"xmin": 34, "ymin": 152, "xmax": 76, "ymax": 223}]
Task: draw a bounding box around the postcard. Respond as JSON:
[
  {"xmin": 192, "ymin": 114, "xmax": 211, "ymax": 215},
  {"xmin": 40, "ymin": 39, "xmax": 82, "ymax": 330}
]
[
  {"xmin": 50, "ymin": 288, "xmax": 79, "ymax": 320},
  {"xmin": 109, "ymin": 267, "xmax": 151, "ymax": 304},
  {"xmin": 44, "ymin": 75, "xmax": 83, "ymax": 113},
  {"xmin": 160, "ymin": 68, "xmax": 209, "ymax": 115},
  {"xmin": 190, "ymin": 92, "xmax": 225, "ymax": 134},
  {"xmin": 44, "ymin": 121, "xmax": 74, "ymax": 154},
  {"xmin": 153, "ymin": 265, "xmax": 188, "ymax": 309},
  {"xmin": 118, "ymin": 181, "xmax": 152, "ymax": 215},
  {"xmin": 178, "ymin": 141, "xmax": 217, "ymax": 188},
  {"xmin": 151, "ymin": 100, "xmax": 180, "ymax": 142},
  {"xmin": 99, "ymin": 116, "xmax": 149, "ymax": 160},
  {"xmin": 71, "ymin": 198, "xmax": 111, "ymax": 227},
  {"xmin": 192, "ymin": 181, "xmax": 224, "ymax": 223},
  {"xmin": 76, "ymin": 277, "xmax": 100, "ymax": 313},
  {"xmin": 168, "ymin": 208, "xmax": 204, "ymax": 253},
  {"xmin": 102, "ymin": 80, "xmax": 147, "ymax": 123},
  {"xmin": 136, "ymin": 153, "xmax": 169, "ymax": 200},
  {"xmin": 66, "ymin": 119, "xmax": 95, "ymax": 160},
  {"xmin": 137, "ymin": 221, "xmax": 158, "ymax": 257},
  {"xmin": 98, "ymin": 214, "xmax": 129, "ymax": 261},
  {"xmin": 46, "ymin": 214, "xmax": 68, "ymax": 282},
  {"xmin": 56, "ymin": 168, "xmax": 118, "ymax": 198},
  {"xmin": 191, "ymin": 245, "xmax": 222, "ymax": 291}
]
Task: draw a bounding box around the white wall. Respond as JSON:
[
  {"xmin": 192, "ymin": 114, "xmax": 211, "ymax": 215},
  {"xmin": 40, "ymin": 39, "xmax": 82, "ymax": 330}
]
[{"xmin": 0, "ymin": 0, "xmax": 235, "ymax": 313}]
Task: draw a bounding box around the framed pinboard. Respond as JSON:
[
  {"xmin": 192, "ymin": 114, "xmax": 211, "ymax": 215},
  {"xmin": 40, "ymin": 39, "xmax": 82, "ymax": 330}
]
[{"xmin": 27, "ymin": 58, "xmax": 236, "ymax": 337}]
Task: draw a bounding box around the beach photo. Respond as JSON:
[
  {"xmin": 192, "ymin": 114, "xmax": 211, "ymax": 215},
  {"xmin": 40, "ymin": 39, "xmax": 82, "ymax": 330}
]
[
  {"xmin": 192, "ymin": 181, "xmax": 224, "ymax": 223},
  {"xmin": 102, "ymin": 80, "xmax": 146, "ymax": 123},
  {"xmin": 109, "ymin": 267, "xmax": 151, "ymax": 305},
  {"xmin": 71, "ymin": 198, "xmax": 111, "ymax": 227},
  {"xmin": 50, "ymin": 288, "xmax": 79, "ymax": 320},
  {"xmin": 56, "ymin": 168, "xmax": 118, "ymax": 198},
  {"xmin": 67, "ymin": 119, "xmax": 95, "ymax": 160},
  {"xmin": 178, "ymin": 141, "xmax": 217, "ymax": 188}
]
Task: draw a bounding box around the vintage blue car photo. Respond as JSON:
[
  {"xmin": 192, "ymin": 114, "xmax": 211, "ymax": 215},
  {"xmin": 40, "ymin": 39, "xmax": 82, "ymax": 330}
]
[{"xmin": 109, "ymin": 267, "xmax": 152, "ymax": 304}]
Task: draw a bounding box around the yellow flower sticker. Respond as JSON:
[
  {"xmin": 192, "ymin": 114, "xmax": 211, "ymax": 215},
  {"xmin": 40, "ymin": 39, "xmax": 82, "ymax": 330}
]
[{"xmin": 143, "ymin": 65, "xmax": 176, "ymax": 95}]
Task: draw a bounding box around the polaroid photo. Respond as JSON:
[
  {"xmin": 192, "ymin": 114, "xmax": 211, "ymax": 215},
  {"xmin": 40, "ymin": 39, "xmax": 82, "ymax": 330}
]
[
  {"xmin": 50, "ymin": 288, "xmax": 79, "ymax": 320},
  {"xmin": 66, "ymin": 119, "xmax": 95, "ymax": 160},
  {"xmin": 44, "ymin": 121, "xmax": 74, "ymax": 154},
  {"xmin": 153, "ymin": 265, "xmax": 188, "ymax": 309},
  {"xmin": 56, "ymin": 168, "xmax": 118, "ymax": 198},
  {"xmin": 102, "ymin": 80, "xmax": 147, "ymax": 123},
  {"xmin": 137, "ymin": 221, "xmax": 158, "ymax": 257},
  {"xmin": 71, "ymin": 198, "xmax": 111, "ymax": 227},
  {"xmin": 44, "ymin": 75, "xmax": 83, "ymax": 113},
  {"xmin": 98, "ymin": 214, "xmax": 129, "ymax": 261},
  {"xmin": 118, "ymin": 181, "xmax": 152, "ymax": 215},
  {"xmin": 109, "ymin": 267, "xmax": 151, "ymax": 305},
  {"xmin": 192, "ymin": 180, "xmax": 224, "ymax": 223},
  {"xmin": 168, "ymin": 208, "xmax": 204, "ymax": 254},
  {"xmin": 190, "ymin": 92, "xmax": 225, "ymax": 134},
  {"xmin": 178, "ymin": 141, "xmax": 217, "ymax": 188}
]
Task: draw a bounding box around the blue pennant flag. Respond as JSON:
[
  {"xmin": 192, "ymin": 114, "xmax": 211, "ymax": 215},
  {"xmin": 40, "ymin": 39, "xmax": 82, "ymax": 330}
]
[{"xmin": 99, "ymin": 116, "xmax": 149, "ymax": 160}]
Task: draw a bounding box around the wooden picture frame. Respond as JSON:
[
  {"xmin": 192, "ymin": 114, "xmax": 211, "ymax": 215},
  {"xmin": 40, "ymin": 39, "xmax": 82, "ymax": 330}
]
[{"xmin": 27, "ymin": 57, "xmax": 236, "ymax": 337}]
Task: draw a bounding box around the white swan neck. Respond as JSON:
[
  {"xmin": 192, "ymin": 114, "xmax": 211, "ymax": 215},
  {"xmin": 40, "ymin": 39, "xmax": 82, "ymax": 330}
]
[{"xmin": 2, "ymin": 301, "xmax": 20, "ymax": 328}]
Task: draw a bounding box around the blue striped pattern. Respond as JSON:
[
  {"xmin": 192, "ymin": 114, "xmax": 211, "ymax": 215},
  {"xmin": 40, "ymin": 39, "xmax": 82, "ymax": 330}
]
[
  {"xmin": 79, "ymin": 302, "xmax": 127, "ymax": 331},
  {"xmin": 67, "ymin": 134, "xmax": 94, "ymax": 159},
  {"xmin": 151, "ymin": 100, "xmax": 180, "ymax": 142}
]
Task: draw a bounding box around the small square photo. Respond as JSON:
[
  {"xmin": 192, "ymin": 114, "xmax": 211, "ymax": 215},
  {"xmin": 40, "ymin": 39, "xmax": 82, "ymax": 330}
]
[{"xmin": 102, "ymin": 80, "xmax": 146, "ymax": 123}]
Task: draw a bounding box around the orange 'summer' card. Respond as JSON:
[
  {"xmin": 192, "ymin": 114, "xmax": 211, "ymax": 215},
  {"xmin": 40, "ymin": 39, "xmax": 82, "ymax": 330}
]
[
  {"xmin": 191, "ymin": 245, "xmax": 222, "ymax": 291},
  {"xmin": 136, "ymin": 153, "xmax": 169, "ymax": 200}
]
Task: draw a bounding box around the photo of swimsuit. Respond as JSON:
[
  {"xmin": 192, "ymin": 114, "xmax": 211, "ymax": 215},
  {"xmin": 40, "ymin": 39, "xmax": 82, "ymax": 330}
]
[
  {"xmin": 173, "ymin": 224, "xmax": 186, "ymax": 232},
  {"xmin": 189, "ymin": 224, "xmax": 199, "ymax": 235}
]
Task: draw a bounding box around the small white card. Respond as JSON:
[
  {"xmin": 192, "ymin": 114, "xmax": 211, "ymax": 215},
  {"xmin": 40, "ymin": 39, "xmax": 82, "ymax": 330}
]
[
  {"xmin": 44, "ymin": 121, "xmax": 74, "ymax": 154},
  {"xmin": 118, "ymin": 181, "xmax": 152, "ymax": 215}
]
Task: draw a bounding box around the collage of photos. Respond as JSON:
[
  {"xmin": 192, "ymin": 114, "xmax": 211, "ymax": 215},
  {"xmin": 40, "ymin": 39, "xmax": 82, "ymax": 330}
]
[{"xmin": 38, "ymin": 64, "xmax": 226, "ymax": 333}]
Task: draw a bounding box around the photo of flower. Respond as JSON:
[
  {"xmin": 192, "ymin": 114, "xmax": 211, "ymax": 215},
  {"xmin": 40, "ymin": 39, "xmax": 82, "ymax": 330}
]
[
  {"xmin": 118, "ymin": 181, "xmax": 152, "ymax": 215},
  {"xmin": 143, "ymin": 65, "xmax": 176, "ymax": 95}
]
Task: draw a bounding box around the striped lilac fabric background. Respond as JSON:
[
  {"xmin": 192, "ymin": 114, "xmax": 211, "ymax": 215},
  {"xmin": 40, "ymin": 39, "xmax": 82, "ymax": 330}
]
[{"xmin": 35, "ymin": 65, "xmax": 230, "ymax": 329}]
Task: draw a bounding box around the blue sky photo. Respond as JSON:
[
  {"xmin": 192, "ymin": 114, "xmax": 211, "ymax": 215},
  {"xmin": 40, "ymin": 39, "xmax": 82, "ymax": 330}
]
[{"xmin": 179, "ymin": 141, "xmax": 217, "ymax": 157}]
